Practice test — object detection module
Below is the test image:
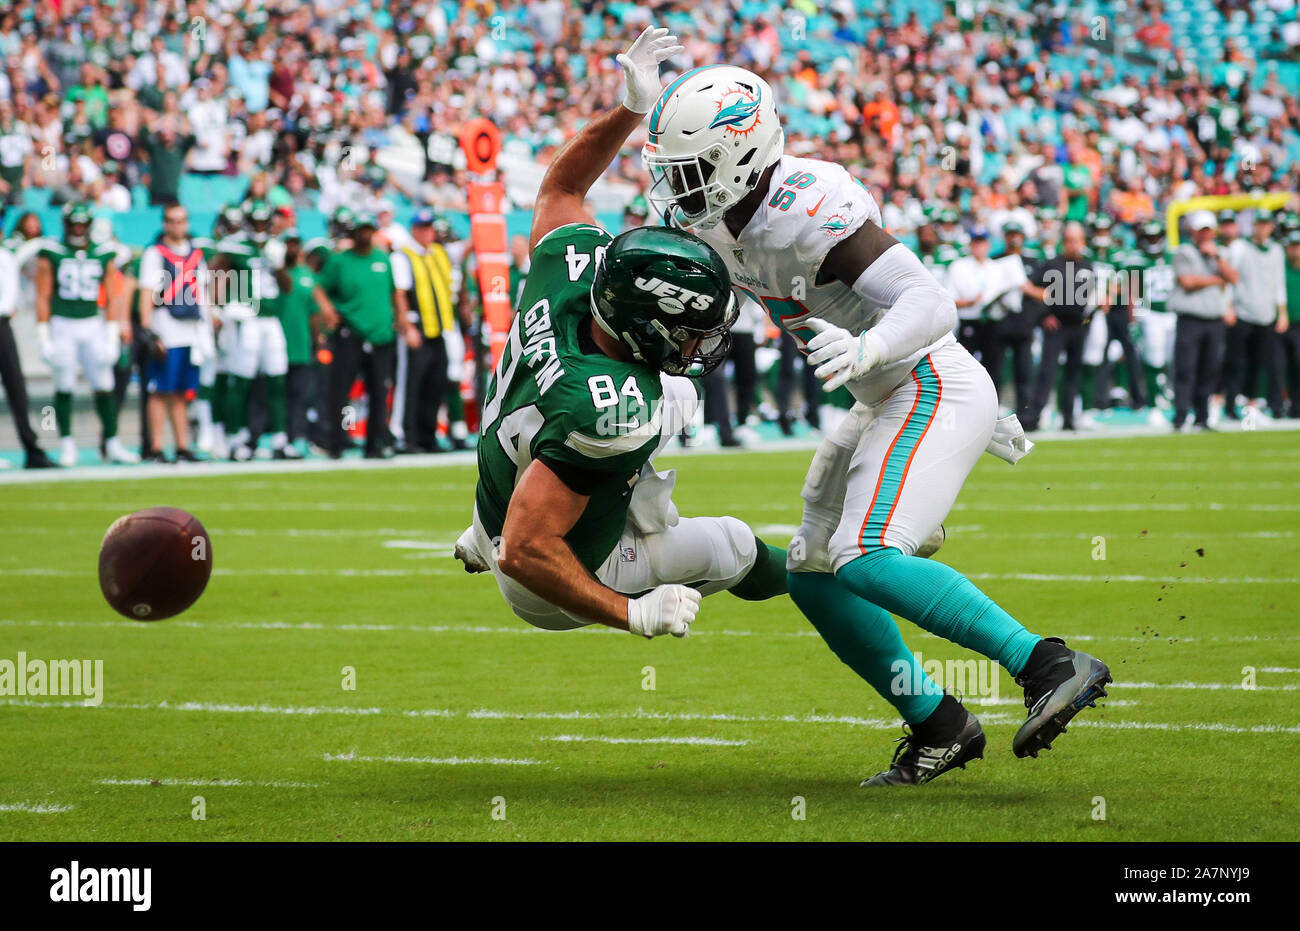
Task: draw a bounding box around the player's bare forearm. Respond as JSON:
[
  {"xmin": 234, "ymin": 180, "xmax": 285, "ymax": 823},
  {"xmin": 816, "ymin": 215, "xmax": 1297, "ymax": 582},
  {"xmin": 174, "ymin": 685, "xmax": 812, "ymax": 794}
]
[
  {"xmin": 105, "ymin": 266, "xmax": 124, "ymax": 322},
  {"xmin": 498, "ymin": 534, "xmax": 629, "ymax": 629},
  {"xmin": 530, "ymin": 104, "xmax": 645, "ymax": 251},
  {"xmin": 498, "ymin": 460, "xmax": 629, "ymax": 628},
  {"xmin": 34, "ymin": 258, "xmax": 51, "ymax": 323}
]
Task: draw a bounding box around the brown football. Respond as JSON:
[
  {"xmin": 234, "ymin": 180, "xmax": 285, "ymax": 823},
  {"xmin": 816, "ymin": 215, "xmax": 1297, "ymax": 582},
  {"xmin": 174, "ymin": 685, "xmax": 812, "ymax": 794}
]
[{"xmin": 98, "ymin": 507, "xmax": 213, "ymax": 621}]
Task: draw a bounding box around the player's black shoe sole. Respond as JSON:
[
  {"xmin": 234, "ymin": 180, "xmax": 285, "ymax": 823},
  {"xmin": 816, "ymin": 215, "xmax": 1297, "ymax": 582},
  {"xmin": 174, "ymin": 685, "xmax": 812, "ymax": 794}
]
[
  {"xmin": 861, "ymin": 706, "xmax": 985, "ymax": 787},
  {"xmin": 1013, "ymin": 640, "xmax": 1112, "ymax": 759}
]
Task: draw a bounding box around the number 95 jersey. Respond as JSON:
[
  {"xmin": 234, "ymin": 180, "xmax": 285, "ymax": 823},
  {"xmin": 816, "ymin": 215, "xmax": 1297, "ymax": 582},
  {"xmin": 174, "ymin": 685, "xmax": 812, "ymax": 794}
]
[{"xmin": 474, "ymin": 223, "xmax": 685, "ymax": 572}]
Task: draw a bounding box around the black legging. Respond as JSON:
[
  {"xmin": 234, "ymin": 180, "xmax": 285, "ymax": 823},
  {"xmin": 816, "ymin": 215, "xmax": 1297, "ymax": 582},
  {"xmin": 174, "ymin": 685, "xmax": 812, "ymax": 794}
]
[
  {"xmin": 1093, "ymin": 307, "xmax": 1147, "ymax": 408},
  {"xmin": 403, "ymin": 333, "xmax": 450, "ymax": 450},
  {"xmin": 1172, "ymin": 315, "xmax": 1226, "ymax": 427},
  {"xmin": 729, "ymin": 331, "xmax": 757, "ymax": 425},
  {"xmin": 1033, "ymin": 320, "xmax": 1087, "ymax": 428},
  {"xmin": 778, "ymin": 330, "xmax": 819, "ymax": 429},
  {"xmin": 0, "ymin": 316, "xmax": 41, "ymax": 453},
  {"xmin": 327, "ymin": 326, "xmax": 396, "ymax": 456}
]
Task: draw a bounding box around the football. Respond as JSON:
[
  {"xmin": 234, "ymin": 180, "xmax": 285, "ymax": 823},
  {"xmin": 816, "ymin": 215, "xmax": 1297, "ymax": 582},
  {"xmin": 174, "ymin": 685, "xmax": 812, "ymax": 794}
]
[{"xmin": 98, "ymin": 507, "xmax": 212, "ymax": 621}]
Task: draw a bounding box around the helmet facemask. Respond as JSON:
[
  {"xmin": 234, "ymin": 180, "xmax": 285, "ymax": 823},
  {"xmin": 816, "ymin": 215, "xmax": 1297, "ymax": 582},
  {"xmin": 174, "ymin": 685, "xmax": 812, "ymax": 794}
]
[
  {"xmin": 653, "ymin": 290, "xmax": 738, "ymax": 377},
  {"xmin": 644, "ymin": 141, "xmax": 734, "ymax": 231},
  {"xmin": 592, "ymin": 287, "xmax": 738, "ymax": 378},
  {"xmin": 65, "ymin": 222, "xmax": 90, "ymax": 248}
]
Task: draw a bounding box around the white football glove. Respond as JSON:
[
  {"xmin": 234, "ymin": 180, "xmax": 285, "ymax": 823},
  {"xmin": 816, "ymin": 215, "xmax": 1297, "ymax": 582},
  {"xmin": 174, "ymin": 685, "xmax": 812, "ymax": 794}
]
[
  {"xmin": 36, "ymin": 322, "xmax": 54, "ymax": 365},
  {"xmin": 804, "ymin": 318, "xmax": 882, "ymax": 392},
  {"xmin": 617, "ymin": 25, "xmax": 684, "ymax": 114},
  {"xmin": 627, "ymin": 584, "xmax": 701, "ymax": 638}
]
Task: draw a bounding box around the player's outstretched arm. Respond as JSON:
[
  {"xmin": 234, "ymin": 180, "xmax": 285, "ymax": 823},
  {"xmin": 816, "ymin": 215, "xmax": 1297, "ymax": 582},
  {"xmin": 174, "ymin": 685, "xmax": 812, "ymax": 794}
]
[
  {"xmin": 529, "ymin": 26, "xmax": 682, "ymax": 252},
  {"xmin": 807, "ymin": 220, "xmax": 957, "ymax": 390},
  {"xmin": 499, "ymin": 459, "xmax": 699, "ymax": 637}
]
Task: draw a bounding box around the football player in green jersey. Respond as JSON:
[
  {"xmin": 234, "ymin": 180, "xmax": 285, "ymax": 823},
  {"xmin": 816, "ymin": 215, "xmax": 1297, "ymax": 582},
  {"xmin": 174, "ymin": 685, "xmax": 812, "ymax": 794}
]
[
  {"xmin": 35, "ymin": 202, "xmax": 139, "ymax": 466},
  {"xmin": 453, "ymin": 27, "xmax": 788, "ymax": 637},
  {"xmin": 1088, "ymin": 218, "xmax": 1147, "ymax": 410},
  {"xmin": 193, "ymin": 204, "xmax": 246, "ymax": 457},
  {"xmin": 1137, "ymin": 220, "xmax": 1178, "ymax": 408},
  {"xmin": 212, "ymin": 202, "xmax": 292, "ymax": 460}
]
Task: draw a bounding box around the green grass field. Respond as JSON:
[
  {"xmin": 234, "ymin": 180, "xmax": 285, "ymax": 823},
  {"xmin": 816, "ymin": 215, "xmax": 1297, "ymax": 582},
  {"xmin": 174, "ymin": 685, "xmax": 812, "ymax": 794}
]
[{"xmin": 1, "ymin": 430, "xmax": 1297, "ymax": 841}]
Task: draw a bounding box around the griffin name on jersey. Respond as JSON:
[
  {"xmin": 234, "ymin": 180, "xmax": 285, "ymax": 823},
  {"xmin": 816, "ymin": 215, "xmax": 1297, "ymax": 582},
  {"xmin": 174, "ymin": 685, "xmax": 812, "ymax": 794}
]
[{"xmin": 475, "ymin": 223, "xmax": 695, "ymax": 571}]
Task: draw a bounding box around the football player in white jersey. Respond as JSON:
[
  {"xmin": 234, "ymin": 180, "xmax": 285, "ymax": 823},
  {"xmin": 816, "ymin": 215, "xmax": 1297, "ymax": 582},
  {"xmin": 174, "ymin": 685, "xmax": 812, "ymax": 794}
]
[{"xmin": 632, "ymin": 56, "xmax": 1112, "ymax": 785}]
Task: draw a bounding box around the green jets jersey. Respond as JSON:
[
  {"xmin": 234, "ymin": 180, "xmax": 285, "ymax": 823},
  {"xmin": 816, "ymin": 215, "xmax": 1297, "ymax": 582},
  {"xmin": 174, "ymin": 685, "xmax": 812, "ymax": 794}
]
[
  {"xmin": 920, "ymin": 242, "xmax": 962, "ymax": 284},
  {"xmin": 216, "ymin": 235, "xmax": 280, "ymax": 316},
  {"xmin": 1110, "ymin": 248, "xmax": 1151, "ymax": 308},
  {"xmin": 40, "ymin": 240, "xmax": 116, "ymax": 319},
  {"xmin": 474, "ymin": 224, "xmax": 666, "ymax": 572},
  {"xmin": 1143, "ymin": 252, "xmax": 1175, "ymax": 313},
  {"xmin": 1089, "ymin": 247, "xmax": 1118, "ymax": 307}
]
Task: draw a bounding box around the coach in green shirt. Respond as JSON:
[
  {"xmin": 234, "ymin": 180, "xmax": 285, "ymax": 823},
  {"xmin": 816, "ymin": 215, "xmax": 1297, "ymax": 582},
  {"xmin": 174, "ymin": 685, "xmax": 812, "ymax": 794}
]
[{"xmin": 313, "ymin": 212, "xmax": 419, "ymax": 459}]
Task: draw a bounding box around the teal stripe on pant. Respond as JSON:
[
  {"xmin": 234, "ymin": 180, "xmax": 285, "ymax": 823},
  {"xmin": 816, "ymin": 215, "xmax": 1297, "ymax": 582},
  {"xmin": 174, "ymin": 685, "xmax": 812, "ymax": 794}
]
[{"xmin": 860, "ymin": 356, "xmax": 940, "ymax": 550}]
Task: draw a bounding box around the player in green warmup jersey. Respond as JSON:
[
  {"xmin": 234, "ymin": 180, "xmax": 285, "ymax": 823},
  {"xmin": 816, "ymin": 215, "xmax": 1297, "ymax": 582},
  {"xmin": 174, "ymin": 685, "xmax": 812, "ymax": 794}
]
[
  {"xmin": 1089, "ymin": 219, "xmax": 1148, "ymax": 411},
  {"xmin": 35, "ymin": 202, "xmax": 140, "ymax": 466},
  {"xmin": 212, "ymin": 202, "xmax": 291, "ymax": 460},
  {"xmin": 1137, "ymin": 221, "xmax": 1178, "ymax": 408},
  {"xmin": 194, "ymin": 204, "xmax": 247, "ymax": 457},
  {"xmin": 453, "ymin": 27, "xmax": 787, "ymax": 636}
]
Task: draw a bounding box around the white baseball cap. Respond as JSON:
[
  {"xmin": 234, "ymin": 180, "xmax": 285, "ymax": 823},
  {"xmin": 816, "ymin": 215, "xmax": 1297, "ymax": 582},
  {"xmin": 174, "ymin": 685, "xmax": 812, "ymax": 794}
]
[{"xmin": 1188, "ymin": 210, "xmax": 1217, "ymax": 232}]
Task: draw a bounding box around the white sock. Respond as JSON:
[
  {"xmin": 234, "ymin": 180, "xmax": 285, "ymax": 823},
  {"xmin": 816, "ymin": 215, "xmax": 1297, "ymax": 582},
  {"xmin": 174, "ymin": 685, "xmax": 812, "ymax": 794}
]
[{"xmin": 195, "ymin": 399, "xmax": 212, "ymax": 431}]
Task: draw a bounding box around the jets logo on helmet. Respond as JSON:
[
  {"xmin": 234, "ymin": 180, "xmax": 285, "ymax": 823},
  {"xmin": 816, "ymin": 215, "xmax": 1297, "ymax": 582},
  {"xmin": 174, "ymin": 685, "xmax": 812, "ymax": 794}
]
[
  {"xmin": 633, "ymin": 276, "xmax": 717, "ymax": 315},
  {"xmin": 591, "ymin": 226, "xmax": 737, "ymax": 377},
  {"xmin": 643, "ymin": 65, "xmax": 784, "ymax": 231},
  {"xmin": 710, "ymin": 85, "xmax": 762, "ymax": 137}
]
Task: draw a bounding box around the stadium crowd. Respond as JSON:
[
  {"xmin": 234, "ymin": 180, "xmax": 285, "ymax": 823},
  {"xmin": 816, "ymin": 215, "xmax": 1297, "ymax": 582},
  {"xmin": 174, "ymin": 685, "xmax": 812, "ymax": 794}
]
[{"xmin": 1, "ymin": 0, "xmax": 1299, "ymax": 466}]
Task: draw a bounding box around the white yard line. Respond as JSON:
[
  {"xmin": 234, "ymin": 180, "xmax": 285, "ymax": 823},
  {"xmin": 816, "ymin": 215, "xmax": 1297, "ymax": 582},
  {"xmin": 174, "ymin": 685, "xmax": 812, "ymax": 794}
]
[
  {"xmin": 4, "ymin": 617, "xmax": 1299, "ymax": 646},
  {"xmin": 6, "ymin": 422, "xmax": 1296, "ymax": 485},
  {"xmin": 0, "ymin": 802, "xmax": 74, "ymax": 813},
  {"xmin": 323, "ymin": 751, "xmax": 541, "ymax": 766},
  {"xmin": 3, "ymin": 567, "xmax": 1294, "ymax": 583},
  {"xmin": 952, "ymin": 503, "xmax": 1300, "ymax": 513},
  {"xmin": 541, "ymin": 735, "xmax": 749, "ymax": 746},
  {"xmin": 5, "ymin": 697, "xmax": 1291, "ymax": 738},
  {"xmin": 97, "ymin": 778, "xmax": 319, "ymax": 788},
  {"xmin": 1116, "ymin": 681, "xmax": 1299, "ymax": 691},
  {"xmin": 1069, "ymin": 720, "xmax": 1300, "ymax": 735}
]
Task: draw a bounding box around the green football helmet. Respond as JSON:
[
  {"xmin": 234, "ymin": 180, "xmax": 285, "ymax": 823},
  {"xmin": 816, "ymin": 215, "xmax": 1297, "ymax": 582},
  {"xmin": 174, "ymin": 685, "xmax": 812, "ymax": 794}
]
[
  {"xmin": 1139, "ymin": 219, "xmax": 1165, "ymax": 256},
  {"xmin": 329, "ymin": 206, "xmax": 356, "ymax": 239},
  {"xmin": 215, "ymin": 205, "xmax": 245, "ymax": 238},
  {"xmin": 246, "ymin": 201, "xmax": 274, "ymax": 243},
  {"xmin": 591, "ymin": 226, "xmax": 737, "ymax": 378},
  {"xmin": 63, "ymin": 202, "xmax": 93, "ymax": 247}
]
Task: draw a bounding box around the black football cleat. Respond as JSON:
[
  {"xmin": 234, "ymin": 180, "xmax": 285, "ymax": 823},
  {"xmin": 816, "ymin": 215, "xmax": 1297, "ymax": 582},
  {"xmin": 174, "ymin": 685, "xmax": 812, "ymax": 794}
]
[
  {"xmin": 861, "ymin": 701, "xmax": 986, "ymax": 787},
  {"xmin": 1013, "ymin": 637, "xmax": 1112, "ymax": 759},
  {"xmin": 24, "ymin": 448, "xmax": 58, "ymax": 469}
]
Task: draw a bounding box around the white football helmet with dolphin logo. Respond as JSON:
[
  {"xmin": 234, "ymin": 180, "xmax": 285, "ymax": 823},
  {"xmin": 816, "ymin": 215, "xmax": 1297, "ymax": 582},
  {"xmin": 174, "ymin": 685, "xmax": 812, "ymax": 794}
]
[{"xmin": 643, "ymin": 65, "xmax": 784, "ymax": 231}]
